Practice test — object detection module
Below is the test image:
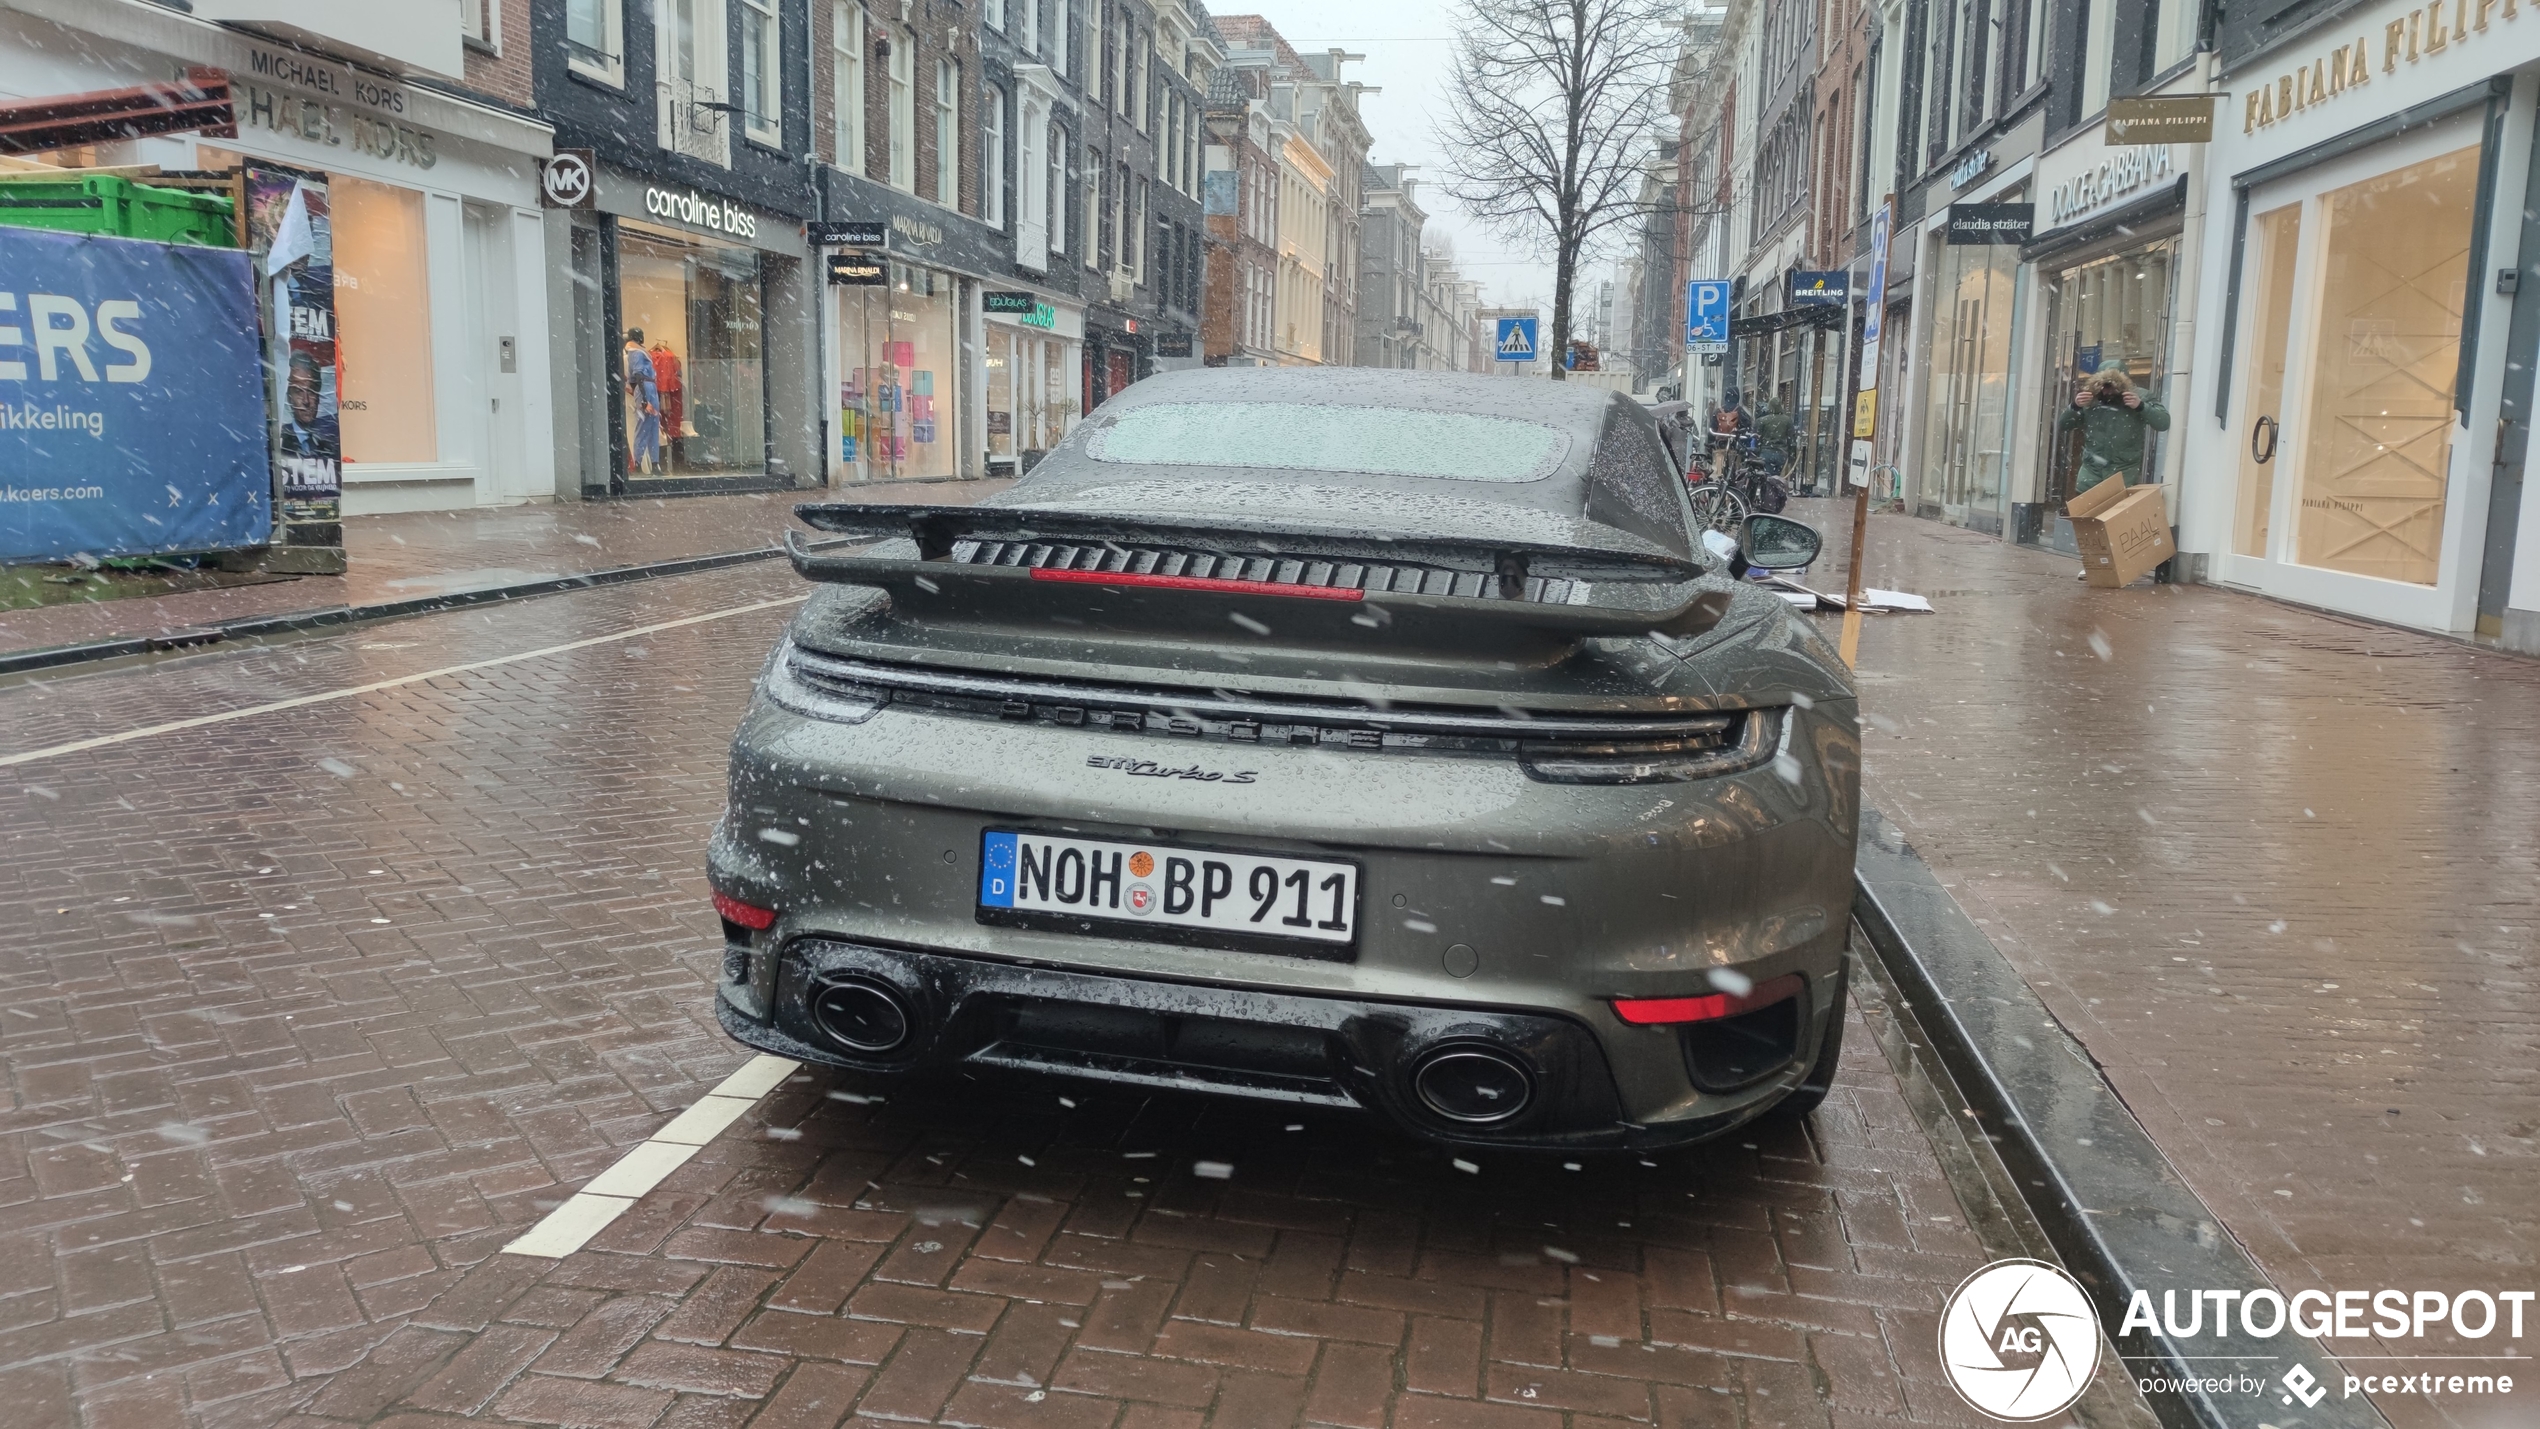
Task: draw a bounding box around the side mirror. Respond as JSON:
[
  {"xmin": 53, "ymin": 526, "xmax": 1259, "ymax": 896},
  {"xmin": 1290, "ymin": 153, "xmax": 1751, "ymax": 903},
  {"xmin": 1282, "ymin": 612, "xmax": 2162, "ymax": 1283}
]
[{"xmin": 1741, "ymin": 514, "xmax": 1822, "ymax": 570}]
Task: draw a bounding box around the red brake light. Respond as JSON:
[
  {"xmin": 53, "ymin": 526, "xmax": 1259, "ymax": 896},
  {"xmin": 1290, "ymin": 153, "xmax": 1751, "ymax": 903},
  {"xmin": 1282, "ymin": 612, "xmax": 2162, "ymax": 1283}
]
[
  {"xmin": 1613, "ymin": 973, "xmax": 1803, "ymax": 1026},
  {"xmin": 1028, "ymin": 567, "xmax": 1366, "ymax": 602},
  {"xmin": 712, "ymin": 892, "xmax": 778, "ymax": 931}
]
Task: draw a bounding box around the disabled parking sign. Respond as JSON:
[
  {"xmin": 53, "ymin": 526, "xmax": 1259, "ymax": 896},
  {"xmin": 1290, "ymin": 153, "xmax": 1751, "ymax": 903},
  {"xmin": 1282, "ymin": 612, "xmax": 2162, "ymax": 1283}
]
[
  {"xmin": 1686, "ymin": 279, "xmax": 1730, "ymax": 353},
  {"xmin": 1495, "ymin": 316, "xmax": 1538, "ymax": 363}
]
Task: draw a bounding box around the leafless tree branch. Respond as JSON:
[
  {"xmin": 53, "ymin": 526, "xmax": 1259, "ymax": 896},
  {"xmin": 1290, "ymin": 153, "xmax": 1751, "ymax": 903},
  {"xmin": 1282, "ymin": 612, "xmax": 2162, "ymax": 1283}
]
[{"xmin": 1435, "ymin": 0, "xmax": 1686, "ymax": 376}]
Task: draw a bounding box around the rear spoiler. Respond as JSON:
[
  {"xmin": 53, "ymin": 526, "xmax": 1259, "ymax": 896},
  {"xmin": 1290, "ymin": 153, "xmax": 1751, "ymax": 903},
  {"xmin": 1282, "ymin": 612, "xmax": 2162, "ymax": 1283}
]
[
  {"xmin": 782, "ymin": 505, "xmax": 1732, "ymax": 647},
  {"xmin": 793, "ymin": 502, "xmax": 1705, "ymax": 583}
]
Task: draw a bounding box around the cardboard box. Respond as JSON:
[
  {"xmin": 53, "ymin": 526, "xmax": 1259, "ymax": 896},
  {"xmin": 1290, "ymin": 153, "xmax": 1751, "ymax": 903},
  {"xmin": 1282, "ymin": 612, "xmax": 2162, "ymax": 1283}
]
[{"xmin": 2065, "ymin": 479, "xmax": 2176, "ymax": 588}]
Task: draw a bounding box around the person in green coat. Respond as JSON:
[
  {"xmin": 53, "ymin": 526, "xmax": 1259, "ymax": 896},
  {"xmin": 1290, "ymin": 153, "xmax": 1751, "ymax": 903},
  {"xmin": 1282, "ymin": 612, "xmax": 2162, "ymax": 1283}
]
[{"xmin": 2058, "ymin": 367, "xmax": 2169, "ymax": 494}]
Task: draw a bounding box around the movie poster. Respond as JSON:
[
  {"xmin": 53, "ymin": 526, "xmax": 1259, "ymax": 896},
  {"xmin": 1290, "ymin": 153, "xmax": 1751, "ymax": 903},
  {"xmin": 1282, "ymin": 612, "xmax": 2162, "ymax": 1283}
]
[{"xmin": 244, "ymin": 164, "xmax": 340, "ymax": 518}]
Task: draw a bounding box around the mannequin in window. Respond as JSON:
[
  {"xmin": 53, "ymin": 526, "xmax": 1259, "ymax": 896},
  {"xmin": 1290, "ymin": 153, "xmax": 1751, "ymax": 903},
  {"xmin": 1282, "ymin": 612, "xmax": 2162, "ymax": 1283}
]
[
  {"xmin": 624, "ymin": 328, "xmax": 660, "ymax": 475},
  {"xmin": 649, "ymin": 338, "xmax": 685, "ymax": 472}
]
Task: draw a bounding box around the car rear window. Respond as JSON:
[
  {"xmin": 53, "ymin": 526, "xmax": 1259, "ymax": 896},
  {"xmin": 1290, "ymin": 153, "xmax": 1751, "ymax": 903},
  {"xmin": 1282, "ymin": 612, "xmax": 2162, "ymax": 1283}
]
[{"xmin": 1083, "ymin": 402, "xmax": 1571, "ymax": 481}]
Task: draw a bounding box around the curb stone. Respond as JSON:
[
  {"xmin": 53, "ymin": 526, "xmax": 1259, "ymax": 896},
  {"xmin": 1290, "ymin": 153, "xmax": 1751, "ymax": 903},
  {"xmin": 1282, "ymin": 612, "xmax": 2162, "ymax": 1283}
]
[
  {"xmin": 0, "ymin": 544, "xmax": 802, "ymax": 679},
  {"xmin": 1851, "ymin": 805, "xmax": 2391, "ymax": 1429}
]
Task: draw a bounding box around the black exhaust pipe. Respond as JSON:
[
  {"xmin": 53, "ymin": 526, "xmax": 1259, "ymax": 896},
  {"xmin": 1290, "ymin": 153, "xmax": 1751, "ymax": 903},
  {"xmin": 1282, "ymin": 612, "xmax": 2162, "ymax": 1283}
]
[
  {"xmin": 1412, "ymin": 1046, "xmax": 1533, "ymax": 1123},
  {"xmin": 810, "ymin": 976, "xmax": 912, "ymax": 1055}
]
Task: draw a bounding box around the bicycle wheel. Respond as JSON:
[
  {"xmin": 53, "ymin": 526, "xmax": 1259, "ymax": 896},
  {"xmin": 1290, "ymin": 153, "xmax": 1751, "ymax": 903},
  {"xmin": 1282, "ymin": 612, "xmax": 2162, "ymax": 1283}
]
[{"xmin": 1687, "ymin": 483, "xmax": 1749, "ymax": 535}]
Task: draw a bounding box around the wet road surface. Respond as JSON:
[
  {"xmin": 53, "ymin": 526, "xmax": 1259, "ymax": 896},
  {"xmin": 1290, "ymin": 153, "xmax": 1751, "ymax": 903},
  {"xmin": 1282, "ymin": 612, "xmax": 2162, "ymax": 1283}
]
[
  {"xmin": 0, "ymin": 563, "xmax": 2072, "ymax": 1429},
  {"xmin": 1809, "ymin": 499, "xmax": 2539, "ymax": 1429}
]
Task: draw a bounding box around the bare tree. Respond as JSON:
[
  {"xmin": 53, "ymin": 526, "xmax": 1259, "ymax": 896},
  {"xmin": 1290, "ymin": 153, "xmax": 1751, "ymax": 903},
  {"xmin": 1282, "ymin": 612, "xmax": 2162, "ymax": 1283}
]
[{"xmin": 1437, "ymin": 0, "xmax": 1684, "ymax": 378}]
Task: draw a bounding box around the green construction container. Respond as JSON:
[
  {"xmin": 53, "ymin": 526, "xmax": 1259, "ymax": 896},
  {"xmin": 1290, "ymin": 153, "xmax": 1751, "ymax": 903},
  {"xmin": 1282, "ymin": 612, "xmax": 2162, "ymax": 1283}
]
[{"xmin": 0, "ymin": 173, "xmax": 236, "ymax": 247}]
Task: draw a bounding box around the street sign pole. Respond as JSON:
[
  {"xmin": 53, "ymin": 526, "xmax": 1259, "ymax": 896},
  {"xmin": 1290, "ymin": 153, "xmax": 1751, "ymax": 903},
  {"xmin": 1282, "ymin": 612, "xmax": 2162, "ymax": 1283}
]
[{"xmin": 1841, "ymin": 201, "xmax": 1894, "ymax": 669}]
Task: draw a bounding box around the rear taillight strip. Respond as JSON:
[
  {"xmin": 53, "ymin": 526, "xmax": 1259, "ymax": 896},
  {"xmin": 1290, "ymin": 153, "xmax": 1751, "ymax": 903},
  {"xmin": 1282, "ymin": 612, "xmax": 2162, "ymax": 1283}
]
[
  {"xmin": 1612, "ymin": 973, "xmax": 1804, "ymax": 1026},
  {"xmin": 1028, "ymin": 567, "xmax": 1366, "ymax": 602}
]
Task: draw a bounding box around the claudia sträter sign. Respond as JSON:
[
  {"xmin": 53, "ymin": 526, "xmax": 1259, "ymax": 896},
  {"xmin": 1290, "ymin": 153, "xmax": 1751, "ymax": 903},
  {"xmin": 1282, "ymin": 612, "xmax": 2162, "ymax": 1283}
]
[{"xmin": 0, "ymin": 227, "xmax": 270, "ymax": 563}]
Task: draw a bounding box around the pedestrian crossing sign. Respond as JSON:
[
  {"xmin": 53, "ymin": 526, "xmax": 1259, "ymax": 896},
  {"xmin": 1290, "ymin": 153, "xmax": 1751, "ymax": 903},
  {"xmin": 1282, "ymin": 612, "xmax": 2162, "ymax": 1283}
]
[{"xmin": 1495, "ymin": 317, "xmax": 1538, "ymax": 362}]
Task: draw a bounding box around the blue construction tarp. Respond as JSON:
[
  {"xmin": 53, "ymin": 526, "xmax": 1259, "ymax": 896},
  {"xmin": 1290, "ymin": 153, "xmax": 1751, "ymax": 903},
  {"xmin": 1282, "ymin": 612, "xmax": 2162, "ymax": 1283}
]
[{"xmin": 0, "ymin": 226, "xmax": 269, "ymax": 563}]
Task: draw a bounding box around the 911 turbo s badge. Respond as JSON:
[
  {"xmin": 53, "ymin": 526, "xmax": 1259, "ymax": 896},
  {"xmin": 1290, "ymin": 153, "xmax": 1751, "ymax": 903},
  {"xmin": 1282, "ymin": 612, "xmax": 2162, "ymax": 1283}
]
[{"xmin": 1084, "ymin": 755, "xmax": 1259, "ymax": 783}]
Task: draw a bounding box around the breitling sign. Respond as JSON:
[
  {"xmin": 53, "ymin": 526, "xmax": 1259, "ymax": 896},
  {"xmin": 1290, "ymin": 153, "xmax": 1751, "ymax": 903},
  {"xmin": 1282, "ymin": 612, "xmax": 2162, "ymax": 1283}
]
[{"xmin": 2245, "ymin": 0, "xmax": 2526, "ymax": 134}]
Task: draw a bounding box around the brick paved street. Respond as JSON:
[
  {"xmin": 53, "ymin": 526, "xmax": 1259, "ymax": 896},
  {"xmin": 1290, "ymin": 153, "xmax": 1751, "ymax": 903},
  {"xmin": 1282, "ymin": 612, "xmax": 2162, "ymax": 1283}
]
[
  {"xmin": 1804, "ymin": 499, "xmax": 2540, "ymax": 1429},
  {"xmin": 0, "ymin": 562, "xmax": 2055, "ymax": 1429}
]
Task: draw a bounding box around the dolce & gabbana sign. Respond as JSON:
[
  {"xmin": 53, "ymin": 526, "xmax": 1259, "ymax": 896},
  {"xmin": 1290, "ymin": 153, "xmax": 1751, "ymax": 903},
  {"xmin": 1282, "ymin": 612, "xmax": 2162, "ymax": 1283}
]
[
  {"xmin": 644, "ymin": 186, "xmax": 759, "ymax": 240},
  {"xmin": 2048, "ymin": 145, "xmax": 2177, "ymax": 225}
]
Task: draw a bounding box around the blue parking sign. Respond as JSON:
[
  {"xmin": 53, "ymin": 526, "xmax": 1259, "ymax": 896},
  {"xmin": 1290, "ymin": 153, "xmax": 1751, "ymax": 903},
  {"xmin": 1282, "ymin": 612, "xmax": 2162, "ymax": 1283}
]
[
  {"xmin": 1494, "ymin": 316, "xmax": 1538, "ymax": 362},
  {"xmin": 1686, "ymin": 280, "xmax": 1730, "ymax": 347}
]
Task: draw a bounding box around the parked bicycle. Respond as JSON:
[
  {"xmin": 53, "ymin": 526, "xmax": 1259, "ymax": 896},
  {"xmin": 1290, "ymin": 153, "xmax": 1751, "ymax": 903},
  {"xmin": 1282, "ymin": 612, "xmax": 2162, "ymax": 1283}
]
[{"xmin": 1686, "ymin": 431, "xmax": 1790, "ymax": 533}]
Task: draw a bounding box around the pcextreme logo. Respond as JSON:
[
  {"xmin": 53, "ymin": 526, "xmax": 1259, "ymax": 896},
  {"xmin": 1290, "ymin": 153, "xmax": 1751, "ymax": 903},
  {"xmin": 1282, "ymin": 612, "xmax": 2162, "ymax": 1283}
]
[{"xmin": 1939, "ymin": 1260, "xmax": 2101, "ymax": 1421}]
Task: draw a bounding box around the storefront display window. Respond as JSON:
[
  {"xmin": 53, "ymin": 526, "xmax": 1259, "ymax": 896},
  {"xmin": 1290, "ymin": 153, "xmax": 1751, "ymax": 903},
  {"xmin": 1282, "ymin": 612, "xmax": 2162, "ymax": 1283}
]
[
  {"xmin": 2292, "ymin": 146, "xmax": 2476, "ymax": 587},
  {"xmin": 331, "ymin": 175, "xmax": 437, "ymax": 466},
  {"xmin": 619, "ymin": 224, "xmax": 766, "ymax": 477},
  {"xmin": 984, "ymin": 319, "xmax": 1082, "ymax": 470},
  {"xmin": 835, "ymin": 262, "xmax": 958, "ymax": 480},
  {"xmin": 1918, "ymin": 226, "xmax": 2020, "ymax": 529},
  {"xmin": 2039, "ymin": 239, "xmax": 2175, "ymax": 512}
]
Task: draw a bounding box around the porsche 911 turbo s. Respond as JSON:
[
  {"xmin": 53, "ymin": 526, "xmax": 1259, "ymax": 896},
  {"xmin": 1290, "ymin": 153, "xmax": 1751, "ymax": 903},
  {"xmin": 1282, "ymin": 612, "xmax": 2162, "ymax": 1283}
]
[{"xmin": 706, "ymin": 368, "xmax": 1861, "ymax": 1152}]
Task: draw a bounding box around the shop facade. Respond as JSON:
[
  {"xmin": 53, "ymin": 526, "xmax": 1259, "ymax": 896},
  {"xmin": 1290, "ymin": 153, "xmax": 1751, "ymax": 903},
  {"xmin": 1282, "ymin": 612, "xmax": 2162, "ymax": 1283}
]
[
  {"xmin": 2017, "ymin": 128, "xmax": 2198, "ymax": 553},
  {"xmin": 815, "ymin": 178, "xmax": 1016, "ymax": 484},
  {"xmin": 2183, "ymin": 0, "xmax": 2540, "ymax": 645},
  {"xmin": 1900, "ymin": 115, "xmax": 2043, "ymax": 537},
  {"xmin": 549, "ymin": 166, "xmax": 811, "ymax": 496},
  {"xmin": 983, "ymin": 293, "xmax": 1085, "ymax": 476},
  {"xmin": 0, "ymin": 0, "xmax": 559, "ymax": 517}
]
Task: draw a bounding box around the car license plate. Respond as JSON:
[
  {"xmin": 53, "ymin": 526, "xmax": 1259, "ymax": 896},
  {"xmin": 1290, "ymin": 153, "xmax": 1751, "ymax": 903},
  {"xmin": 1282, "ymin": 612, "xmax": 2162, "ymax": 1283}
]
[{"xmin": 978, "ymin": 830, "xmax": 1358, "ymax": 950}]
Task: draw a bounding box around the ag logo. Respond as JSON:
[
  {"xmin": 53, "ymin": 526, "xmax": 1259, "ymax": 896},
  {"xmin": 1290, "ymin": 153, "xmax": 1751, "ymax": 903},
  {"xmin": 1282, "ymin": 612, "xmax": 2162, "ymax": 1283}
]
[
  {"xmin": 541, "ymin": 149, "xmax": 595, "ymax": 210},
  {"xmin": 1939, "ymin": 1259, "xmax": 2100, "ymax": 1421}
]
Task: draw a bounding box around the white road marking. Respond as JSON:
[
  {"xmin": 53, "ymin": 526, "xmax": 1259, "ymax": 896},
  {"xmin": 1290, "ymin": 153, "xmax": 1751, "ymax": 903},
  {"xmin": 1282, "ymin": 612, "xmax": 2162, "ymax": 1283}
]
[
  {"xmin": 0, "ymin": 595, "xmax": 807, "ymax": 770},
  {"xmin": 503, "ymin": 1054, "xmax": 802, "ymax": 1260}
]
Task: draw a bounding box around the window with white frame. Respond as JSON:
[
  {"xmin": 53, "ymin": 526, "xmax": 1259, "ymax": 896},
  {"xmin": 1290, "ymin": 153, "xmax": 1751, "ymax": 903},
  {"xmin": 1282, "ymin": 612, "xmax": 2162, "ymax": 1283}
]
[
  {"xmin": 463, "ymin": 0, "xmax": 499, "ymax": 51},
  {"xmin": 987, "ymin": 0, "xmax": 1006, "ymax": 30},
  {"xmin": 833, "ymin": 2, "xmax": 864, "ymax": 174},
  {"xmin": 659, "ymin": 0, "xmax": 730, "ymax": 165},
  {"xmin": 739, "ymin": 0, "xmax": 780, "ymax": 145},
  {"xmin": 1047, "ymin": 122, "xmax": 1067, "ymax": 255},
  {"xmin": 936, "ymin": 59, "xmax": 961, "ymax": 209},
  {"xmin": 889, "ymin": 28, "xmax": 915, "ymax": 191},
  {"xmin": 567, "ymin": 0, "xmax": 622, "ymax": 85},
  {"xmin": 984, "ymin": 86, "xmax": 1007, "ymax": 229},
  {"xmin": 1084, "ymin": 143, "xmax": 1102, "ymax": 269}
]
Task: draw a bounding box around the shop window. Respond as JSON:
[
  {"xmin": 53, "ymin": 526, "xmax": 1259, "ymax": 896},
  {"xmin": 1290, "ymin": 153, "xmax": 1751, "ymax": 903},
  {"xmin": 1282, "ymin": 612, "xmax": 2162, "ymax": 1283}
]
[
  {"xmin": 987, "ymin": 326, "xmax": 1015, "ymax": 464},
  {"xmin": 568, "ymin": 0, "xmax": 622, "ymax": 84},
  {"xmin": 2292, "ymin": 146, "xmax": 2477, "ymax": 587},
  {"xmin": 2040, "ymin": 239, "xmax": 2176, "ymax": 513},
  {"xmin": 833, "ymin": 2, "xmax": 864, "ymax": 175},
  {"xmin": 889, "ymin": 28, "xmax": 916, "ymax": 191},
  {"xmin": 984, "ymin": 86, "xmax": 1007, "ymax": 229},
  {"xmin": 835, "ymin": 263, "xmax": 959, "ymax": 480},
  {"xmin": 936, "ymin": 59, "xmax": 962, "ymax": 210},
  {"xmin": 618, "ymin": 227, "xmax": 766, "ymax": 478},
  {"xmin": 1917, "ymin": 216, "xmax": 2020, "ymax": 527},
  {"xmin": 739, "ymin": 0, "xmax": 781, "ymax": 146},
  {"xmin": 331, "ymin": 176, "xmax": 437, "ymax": 466}
]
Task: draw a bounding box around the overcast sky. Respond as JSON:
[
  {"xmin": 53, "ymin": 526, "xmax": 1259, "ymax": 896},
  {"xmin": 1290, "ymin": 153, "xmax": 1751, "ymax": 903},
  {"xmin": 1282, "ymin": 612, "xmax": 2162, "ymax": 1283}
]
[{"xmin": 1221, "ymin": 0, "xmax": 1564, "ymax": 316}]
